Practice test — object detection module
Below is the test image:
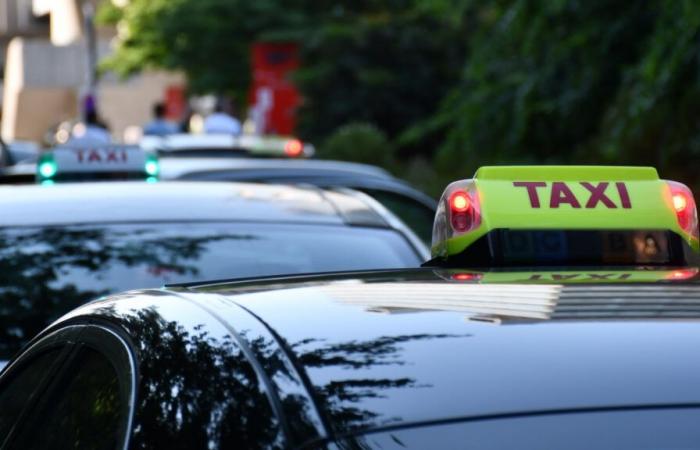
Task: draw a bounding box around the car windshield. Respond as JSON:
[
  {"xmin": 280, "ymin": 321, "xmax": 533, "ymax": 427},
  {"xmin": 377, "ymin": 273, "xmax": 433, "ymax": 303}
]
[{"xmin": 0, "ymin": 222, "xmax": 420, "ymax": 361}]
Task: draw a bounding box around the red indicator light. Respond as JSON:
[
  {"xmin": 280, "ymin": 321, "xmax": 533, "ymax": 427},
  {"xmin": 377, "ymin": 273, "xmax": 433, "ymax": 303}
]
[
  {"xmin": 450, "ymin": 191, "xmax": 470, "ymax": 213},
  {"xmin": 667, "ymin": 268, "xmax": 698, "ymax": 281},
  {"xmin": 284, "ymin": 139, "xmax": 304, "ymax": 157},
  {"xmin": 445, "ymin": 186, "xmax": 481, "ymax": 234},
  {"xmin": 667, "ymin": 181, "xmax": 698, "ymax": 240},
  {"xmin": 451, "ymin": 273, "xmax": 481, "ymax": 281},
  {"xmin": 673, "ymin": 193, "xmax": 688, "ymax": 213}
]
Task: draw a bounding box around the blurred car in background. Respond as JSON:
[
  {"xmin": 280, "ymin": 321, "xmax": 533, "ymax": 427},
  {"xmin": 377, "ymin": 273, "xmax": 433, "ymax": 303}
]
[
  {"xmin": 163, "ymin": 156, "xmax": 437, "ymax": 243},
  {"xmin": 0, "ymin": 135, "xmax": 437, "ymax": 242},
  {"xmin": 140, "ymin": 134, "xmax": 437, "ymax": 244},
  {"xmin": 143, "ymin": 133, "xmax": 437, "ymax": 243},
  {"xmin": 0, "ymin": 181, "xmax": 427, "ymax": 365}
]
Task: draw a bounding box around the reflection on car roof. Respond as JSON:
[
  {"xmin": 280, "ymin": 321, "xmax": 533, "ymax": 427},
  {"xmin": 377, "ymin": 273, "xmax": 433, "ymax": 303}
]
[
  {"xmin": 158, "ymin": 156, "xmax": 392, "ymax": 180},
  {"xmin": 57, "ymin": 267, "xmax": 700, "ymax": 438},
  {"xmin": 189, "ymin": 268, "xmax": 700, "ymax": 433},
  {"xmin": 0, "ymin": 181, "xmax": 377, "ymax": 227}
]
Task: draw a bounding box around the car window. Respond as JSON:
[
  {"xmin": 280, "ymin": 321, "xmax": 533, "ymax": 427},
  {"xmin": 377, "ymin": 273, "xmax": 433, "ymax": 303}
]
[
  {"xmin": 11, "ymin": 347, "xmax": 128, "ymax": 450},
  {"xmin": 345, "ymin": 408, "xmax": 700, "ymax": 449},
  {"xmin": 361, "ymin": 189, "xmax": 435, "ymax": 244},
  {"xmin": 0, "ymin": 222, "xmax": 420, "ymax": 361},
  {"xmin": 0, "ymin": 348, "xmax": 63, "ymax": 441}
]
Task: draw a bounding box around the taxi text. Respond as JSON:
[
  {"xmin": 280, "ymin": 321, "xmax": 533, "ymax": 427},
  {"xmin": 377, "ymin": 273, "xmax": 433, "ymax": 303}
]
[
  {"xmin": 526, "ymin": 273, "xmax": 631, "ymax": 281},
  {"xmin": 513, "ymin": 181, "xmax": 631, "ymax": 209},
  {"xmin": 75, "ymin": 148, "xmax": 128, "ymax": 164}
]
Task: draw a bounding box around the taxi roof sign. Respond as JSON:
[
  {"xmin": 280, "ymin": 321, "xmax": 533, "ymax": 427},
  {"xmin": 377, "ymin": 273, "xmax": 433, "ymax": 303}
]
[
  {"xmin": 141, "ymin": 133, "xmax": 314, "ymax": 158},
  {"xmin": 474, "ymin": 165, "xmax": 659, "ymax": 181},
  {"xmin": 37, "ymin": 145, "xmax": 159, "ymax": 183},
  {"xmin": 430, "ymin": 165, "xmax": 699, "ymax": 267}
]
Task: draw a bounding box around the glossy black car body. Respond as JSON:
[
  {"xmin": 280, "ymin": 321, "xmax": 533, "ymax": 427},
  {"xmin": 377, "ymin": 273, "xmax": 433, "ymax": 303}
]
[
  {"xmin": 2, "ymin": 267, "xmax": 700, "ymax": 449},
  {"xmin": 0, "ymin": 181, "xmax": 426, "ymax": 365}
]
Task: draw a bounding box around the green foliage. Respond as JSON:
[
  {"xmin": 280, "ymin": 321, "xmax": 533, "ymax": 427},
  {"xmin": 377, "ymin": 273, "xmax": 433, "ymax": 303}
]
[
  {"xmin": 100, "ymin": 0, "xmax": 312, "ymax": 96},
  {"xmin": 296, "ymin": 6, "xmax": 468, "ymax": 152},
  {"xmin": 94, "ymin": 2, "xmax": 123, "ymax": 25},
  {"xmin": 103, "ymin": 0, "xmax": 467, "ymax": 159},
  {"xmin": 318, "ymin": 122, "xmax": 394, "ymax": 170},
  {"xmin": 430, "ymin": 0, "xmax": 656, "ymax": 176},
  {"xmin": 102, "ymin": 0, "xmax": 700, "ymax": 191},
  {"xmin": 429, "ymin": 0, "xmax": 700, "ymax": 190},
  {"xmin": 598, "ymin": 0, "xmax": 700, "ymax": 185}
]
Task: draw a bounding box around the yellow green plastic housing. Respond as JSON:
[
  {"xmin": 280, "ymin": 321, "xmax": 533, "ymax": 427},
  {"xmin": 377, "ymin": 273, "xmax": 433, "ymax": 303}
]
[{"xmin": 431, "ymin": 166, "xmax": 700, "ymax": 258}]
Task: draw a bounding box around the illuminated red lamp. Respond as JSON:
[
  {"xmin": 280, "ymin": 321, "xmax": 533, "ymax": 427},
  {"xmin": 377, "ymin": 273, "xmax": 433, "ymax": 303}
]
[
  {"xmin": 449, "ymin": 190, "xmax": 473, "ymax": 232},
  {"xmin": 673, "ymin": 193, "xmax": 689, "ymax": 213},
  {"xmin": 284, "ymin": 139, "xmax": 304, "ymax": 157},
  {"xmin": 666, "ymin": 268, "xmax": 699, "ymax": 281},
  {"xmin": 451, "ymin": 273, "xmax": 482, "ymax": 282},
  {"xmin": 667, "ymin": 181, "xmax": 698, "ymax": 240},
  {"xmin": 450, "ymin": 191, "xmax": 470, "ymax": 212}
]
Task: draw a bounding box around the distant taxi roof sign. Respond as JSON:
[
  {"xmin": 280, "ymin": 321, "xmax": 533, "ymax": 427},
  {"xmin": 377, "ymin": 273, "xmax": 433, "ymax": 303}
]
[
  {"xmin": 430, "ymin": 166, "xmax": 699, "ymax": 267},
  {"xmin": 140, "ymin": 133, "xmax": 314, "ymax": 158},
  {"xmin": 37, "ymin": 145, "xmax": 159, "ymax": 183}
]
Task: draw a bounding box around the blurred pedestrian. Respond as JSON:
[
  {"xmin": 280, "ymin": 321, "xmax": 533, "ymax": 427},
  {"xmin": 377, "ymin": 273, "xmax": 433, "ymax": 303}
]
[
  {"xmin": 0, "ymin": 136, "xmax": 8, "ymax": 168},
  {"xmin": 178, "ymin": 105, "xmax": 204, "ymax": 134},
  {"xmin": 178, "ymin": 105, "xmax": 193, "ymax": 133},
  {"xmin": 68, "ymin": 110, "xmax": 111, "ymax": 145},
  {"xmin": 203, "ymin": 97, "xmax": 241, "ymax": 135},
  {"xmin": 144, "ymin": 102, "xmax": 178, "ymax": 136}
]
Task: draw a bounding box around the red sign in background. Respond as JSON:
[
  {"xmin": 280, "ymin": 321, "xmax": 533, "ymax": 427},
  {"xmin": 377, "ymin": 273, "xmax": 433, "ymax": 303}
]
[
  {"xmin": 250, "ymin": 42, "xmax": 301, "ymax": 135},
  {"xmin": 164, "ymin": 85, "xmax": 187, "ymax": 122}
]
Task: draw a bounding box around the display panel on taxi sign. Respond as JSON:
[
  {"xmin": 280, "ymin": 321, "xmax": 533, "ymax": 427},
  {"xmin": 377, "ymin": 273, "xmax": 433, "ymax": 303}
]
[
  {"xmin": 436, "ymin": 267, "xmax": 699, "ymax": 284},
  {"xmin": 430, "ymin": 166, "xmax": 699, "ymax": 267},
  {"xmin": 498, "ymin": 229, "xmax": 672, "ymax": 265},
  {"xmin": 37, "ymin": 145, "xmax": 159, "ymax": 182}
]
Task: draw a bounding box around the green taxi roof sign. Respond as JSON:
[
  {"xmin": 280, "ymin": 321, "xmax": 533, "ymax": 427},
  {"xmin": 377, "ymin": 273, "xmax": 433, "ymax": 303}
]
[
  {"xmin": 37, "ymin": 145, "xmax": 159, "ymax": 184},
  {"xmin": 430, "ymin": 166, "xmax": 699, "ymax": 267},
  {"xmin": 475, "ymin": 165, "xmax": 659, "ymax": 181}
]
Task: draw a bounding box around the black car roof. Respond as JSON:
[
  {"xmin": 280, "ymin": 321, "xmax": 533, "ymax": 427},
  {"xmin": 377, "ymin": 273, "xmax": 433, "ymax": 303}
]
[
  {"xmin": 159, "ymin": 157, "xmax": 392, "ymax": 180},
  {"xmin": 160, "ymin": 156, "xmax": 437, "ymax": 208},
  {"xmin": 0, "ymin": 181, "xmax": 394, "ymax": 228},
  {"xmin": 178, "ymin": 168, "xmax": 438, "ymax": 209},
  {"xmin": 48, "ymin": 267, "xmax": 700, "ymax": 441}
]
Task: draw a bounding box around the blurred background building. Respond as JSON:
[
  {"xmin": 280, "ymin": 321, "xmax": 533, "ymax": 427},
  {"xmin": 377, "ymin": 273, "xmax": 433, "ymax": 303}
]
[
  {"xmin": 1, "ymin": 0, "xmax": 697, "ymax": 195},
  {"xmin": 0, "ymin": 0, "xmax": 48, "ymax": 106},
  {"xmin": 0, "ymin": 0, "xmax": 183, "ymax": 143}
]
